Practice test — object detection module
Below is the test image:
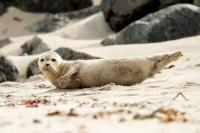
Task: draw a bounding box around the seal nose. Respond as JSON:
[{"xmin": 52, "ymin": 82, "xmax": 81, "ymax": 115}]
[{"xmin": 46, "ymin": 63, "xmax": 50, "ymax": 67}]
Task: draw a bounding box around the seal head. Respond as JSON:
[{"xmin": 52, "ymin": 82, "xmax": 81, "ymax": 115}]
[{"xmin": 38, "ymin": 51, "xmax": 63, "ymax": 75}]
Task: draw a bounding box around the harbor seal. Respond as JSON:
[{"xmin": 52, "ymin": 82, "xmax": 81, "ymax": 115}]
[{"xmin": 38, "ymin": 51, "xmax": 182, "ymax": 89}]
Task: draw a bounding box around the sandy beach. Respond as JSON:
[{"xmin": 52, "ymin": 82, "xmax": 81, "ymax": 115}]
[{"xmin": 0, "ymin": 1, "xmax": 200, "ymax": 133}]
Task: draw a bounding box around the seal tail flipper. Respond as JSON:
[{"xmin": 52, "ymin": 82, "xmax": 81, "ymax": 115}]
[{"xmin": 151, "ymin": 51, "xmax": 183, "ymax": 75}]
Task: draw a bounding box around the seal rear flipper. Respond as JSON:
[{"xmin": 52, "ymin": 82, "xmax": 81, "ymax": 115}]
[{"xmin": 151, "ymin": 51, "xmax": 183, "ymax": 75}]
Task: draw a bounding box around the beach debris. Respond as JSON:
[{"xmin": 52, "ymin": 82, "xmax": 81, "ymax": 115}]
[
  {"xmin": 13, "ymin": 17, "xmax": 22, "ymax": 22},
  {"xmin": 172, "ymin": 92, "xmax": 188, "ymax": 101},
  {"xmin": 47, "ymin": 111, "xmax": 66, "ymax": 116},
  {"xmin": 33, "ymin": 119, "xmax": 41, "ymax": 124},
  {"xmin": 134, "ymin": 108, "xmax": 188, "ymax": 123},
  {"xmin": 166, "ymin": 65, "xmax": 175, "ymax": 69},
  {"xmin": 22, "ymin": 98, "xmax": 50, "ymax": 107},
  {"xmin": 92, "ymin": 110, "xmax": 124, "ymax": 120},
  {"xmin": 67, "ymin": 109, "xmax": 79, "ymax": 117},
  {"xmin": 22, "ymin": 99, "xmax": 40, "ymax": 107},
  {"xmin": 47, "ymin": 109, "xmax": 79, "ymax": 117}
]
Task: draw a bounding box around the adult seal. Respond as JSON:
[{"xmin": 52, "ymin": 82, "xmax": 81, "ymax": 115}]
[{"xmin": 38, "ymin": 51, "xmax": 182, "ymax": 89}]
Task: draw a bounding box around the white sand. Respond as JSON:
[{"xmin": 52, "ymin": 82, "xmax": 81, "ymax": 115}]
[
  {"xmin": 0, "ymin": 6, "xmax": 200, "ymax": 133},
  {"xmin": 0, "ymin": 7, "xmax": 47, "ymax": 38},
  {"xmin": 80, "ymin": 35, "xmax": 200, "ymax": 57},
  {"xmin": 1, "ymin": 44, "xmax": 200, "ymax": 132},
  {"xmin": 92, "ymin": 0, "xmax": 101, "ymax": 5},
  {"xmin": 0, "ymin": 35, "xmax": 101, "ymax": 56},
  {"xmin": 53, "ymin": 12, "xmax": 114, "ymax": 40}
]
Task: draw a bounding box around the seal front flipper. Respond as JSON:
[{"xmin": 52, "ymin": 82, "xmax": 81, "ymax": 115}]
[
  {"xmin": 58, "ymin": 78, "xmax": 68, "ymax": 89},
  {"xmin": 57, "ymin": 62, "xmax": 80, "ymax": 89}
]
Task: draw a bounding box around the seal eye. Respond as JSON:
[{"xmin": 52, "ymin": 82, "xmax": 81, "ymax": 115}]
[
  {"xmin": 52, "ymin": 58, "xmax": 56, "ymax": 62},
  {"xmin": 40, "ymin": 59, "xmax": 44, "ymax": 62}
]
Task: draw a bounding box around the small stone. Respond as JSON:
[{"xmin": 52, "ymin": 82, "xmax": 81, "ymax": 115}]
[
  {"xmin": 0, "ymin": 54, "xmax": 18, "ymax": 83},
  {"xmin": 33, "ymin": 119, "xmax": 41, "ymax": 124},
  {"xmin": 20, "ymin": 36, "xmax": 50, "ymax": 55},
  {"xmin": 0, "ymin": 37, "xmax": 11, "ymax": 48}
]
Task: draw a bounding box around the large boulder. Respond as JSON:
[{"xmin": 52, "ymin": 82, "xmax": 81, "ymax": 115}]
[
  {"xmin": 0, "ymin": 54, "xmax": 18, "ymax": 82},
  {"xmin": 26, "ymin": 47, "xmax": 100, "ymax": 78},
  {"xmin": 102, "ymin": 4, "xmax": 200, "ymax": 45},
  {"xmin": 12, "ymin": 0, "xmax": 92, "ymax": 13},
  {"xmin": 0, "ymin": 37, "xmax": 11, "ymax": 48},
  {"xmin": 101, "ymin": 0, "xmax": 194, "ymax": 32},
  {"xmin": 55, "ymin": 47, "xmax": 101, "ymax": 60},
  {"xmin": 27, "ymin": 5, "xmax": 101, "ymax": 33},
  {"xmin": 54, "ymin": 12, "xmax": 114, "ymax": 40},
  {"xmin": 194, "ymin": 0, "xmax": 200, "ymax": 6},
  {"xmin": 0, "ymin": 2, "xmax": 6, "ymax": 15},
  {"xmin": 20, "ymin": 36, "xmax": 50, "ymax": 55}
]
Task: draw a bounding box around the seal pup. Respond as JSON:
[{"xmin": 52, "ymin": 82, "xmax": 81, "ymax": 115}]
[{"xmin": 38, "ymin": 51, "xmax": 182, "ymax": 89}]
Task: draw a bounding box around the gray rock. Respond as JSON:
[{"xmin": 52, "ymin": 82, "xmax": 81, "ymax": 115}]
[
  {"xmin": 194, "ymin": 0, "xmax": 200, "ymax": 6},
  {"xmin": 27, "ymin": 6, "xmax": 101, "ymax": 33},
  {"xmin": 55, "ymin": 47, "xmax": 101, "ymax": 60},
  {"xmin": 101, "ymin": 0, "xmax": 194, "ymax": 32},
  {"xmin": 0, "ymin": 0, "xmax": 12, "ymax": 7},
  {"xmin": 20, "ymin": 36, "xmax": 50, "ymax": 55},
  {"xmin": 26, "ymin": 16, "xmax": 63, "ymax": 33},
  {"xmin": 0, "ymin": 2, "xmax": 6, "ymax": 15},
  {"xmin": 26, "ymin": 58, "xmax": 40, "ymax": 78},
  {"xmin": 26, "ymin": 47, "xmax": 100, "ymax": 78},
  {"xmin": 57, "ymin": 5, "xmax": 101, "ymax": 20},
  {"xmin": 0, "ymin": 37, "xmax": 11, "ymax": 48},
  {"xmin": 101, "ymin": 4, "xmax": 200, "ymax": 45},
  {"xmin": 159, "ymin": 0, "xmax": 194, "ymax": 8},
  {"xmin": 13, "ymin": 0, "xmax": 92, "ymax": 13},
  {"xmin": 0, "ymin": 54, "xmax": 18, "ymax": 82}
]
